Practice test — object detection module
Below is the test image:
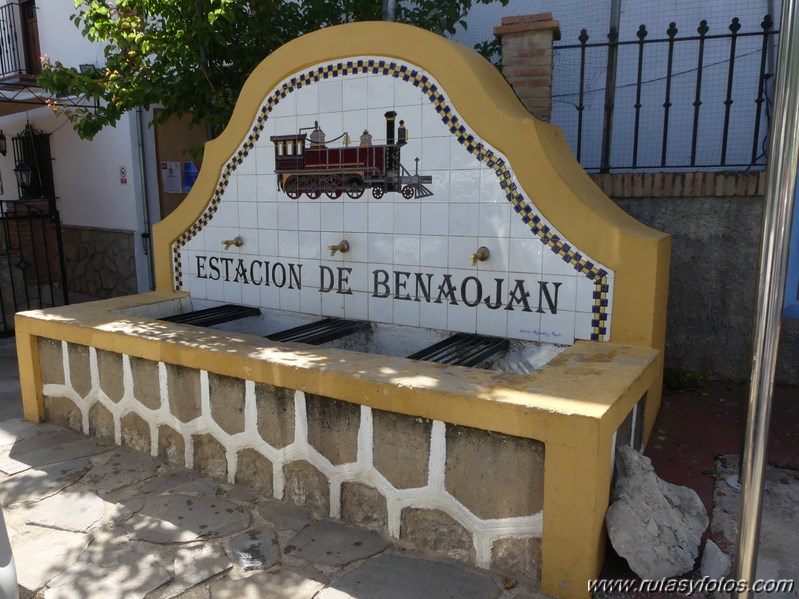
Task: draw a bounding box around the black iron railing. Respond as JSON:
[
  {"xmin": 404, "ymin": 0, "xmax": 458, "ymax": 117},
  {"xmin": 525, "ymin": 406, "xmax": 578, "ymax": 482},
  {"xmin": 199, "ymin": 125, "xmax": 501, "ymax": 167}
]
[
  {"xmin": 0, "ymin": 3, "xmax": 23, "ymax": 78},
  {"xmin": 553, "ymin": 15, "xmax": 778, "ymax": 172}
]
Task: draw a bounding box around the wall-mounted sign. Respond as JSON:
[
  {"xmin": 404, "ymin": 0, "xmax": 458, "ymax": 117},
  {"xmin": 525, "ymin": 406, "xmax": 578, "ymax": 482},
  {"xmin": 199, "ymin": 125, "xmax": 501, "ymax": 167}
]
[
  {"xmin": 119, "ymin": 166, "xmax": 128, "ymax": 185},
  {"xmin": 160, "ymin": 161, "xmax": 181, "ymax": 194}
]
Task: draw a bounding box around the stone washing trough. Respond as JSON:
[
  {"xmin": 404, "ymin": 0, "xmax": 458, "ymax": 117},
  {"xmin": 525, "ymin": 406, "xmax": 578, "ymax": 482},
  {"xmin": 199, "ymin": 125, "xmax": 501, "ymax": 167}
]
[{"xmin": 15, "ymin": 22, "xmax": 670, "ymax": 599}]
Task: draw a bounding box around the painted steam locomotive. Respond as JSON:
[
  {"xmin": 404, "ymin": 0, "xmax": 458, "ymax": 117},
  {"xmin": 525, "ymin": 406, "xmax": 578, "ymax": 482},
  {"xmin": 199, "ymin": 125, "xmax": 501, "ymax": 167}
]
[{"xmin": 270, "ymin": 111, "xmax": 432, "ymax": 199}]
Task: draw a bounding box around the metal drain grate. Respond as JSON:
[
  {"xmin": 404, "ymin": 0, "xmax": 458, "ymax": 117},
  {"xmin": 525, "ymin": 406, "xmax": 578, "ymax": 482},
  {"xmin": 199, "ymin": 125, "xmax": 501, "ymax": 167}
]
[
  {"xmin": 407, "ymin": 333, "xmax": 509, "ymax": 367},
  {"xmin": 267, "ymin": 318, "xmax": 370, "ymax": 346},
  {"xmin": 160, "ymin": 304, "xmax": 261, "ymax": 327}
]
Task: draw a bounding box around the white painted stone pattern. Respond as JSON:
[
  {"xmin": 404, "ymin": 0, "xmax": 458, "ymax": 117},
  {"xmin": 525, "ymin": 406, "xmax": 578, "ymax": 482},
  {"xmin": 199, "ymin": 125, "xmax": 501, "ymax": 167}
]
[
  {"xmin": 177, "ymin": 56, "xmax": 614, "ymax": 344},
  {"xmin": 42, "ymin": 341, "xmax": 542, "ymax": 568}
]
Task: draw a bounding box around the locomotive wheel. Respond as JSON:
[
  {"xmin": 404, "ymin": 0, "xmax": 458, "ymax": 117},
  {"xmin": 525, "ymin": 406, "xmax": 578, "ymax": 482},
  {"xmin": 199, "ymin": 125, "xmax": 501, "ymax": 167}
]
[
  {"xmin": 285, "ymin": 177, "xmax": 301, "ymax": 199},
  {"xmin": 346, "ymin": 178, "xmax": 364, "ymax": 199},
  {"xmin": 307, "ymin": 189, "xmax": 321, "ymax": 199},
  {"xmin": 401, "ymin": 185, "xmax": 415, "ymax": 199},
  {"xmin": 325, "ymin": 176, "xmax": 342, "ymax": 199},
  {"xmin": 371, "ymin": 185, "xmax": 385, "ymax": 199},
  {"xmin": 305, "ymin": 176, "xmax": 320, "ymax": 199}
]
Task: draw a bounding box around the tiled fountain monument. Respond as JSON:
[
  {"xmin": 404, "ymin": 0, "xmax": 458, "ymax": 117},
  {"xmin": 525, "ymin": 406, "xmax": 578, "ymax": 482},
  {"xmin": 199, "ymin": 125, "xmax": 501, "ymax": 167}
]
[{"xmin": 15, "ymin": 21, "xmax": 670, "ymax": 599}]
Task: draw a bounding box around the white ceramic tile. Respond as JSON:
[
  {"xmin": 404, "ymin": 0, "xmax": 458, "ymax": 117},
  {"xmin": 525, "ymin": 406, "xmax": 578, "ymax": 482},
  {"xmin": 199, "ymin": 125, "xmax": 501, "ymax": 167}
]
[
  {"xmin": 298, "ymin": 203, "xmax": 322, "ymax": 232},
  {"xmin": 477, "ymin": 237, "xmax": 510, "ymax": 272},
  {"xmin": 185, "ymin": 276, "xmax": 207, "ymax": 300},
  {"xmin": 450, "ymin": 136, "xmax": 480, "ymax": 170},
  {"xmin": 448, "ymin": 204, "xmax": 479, "ymax": 237},
  {"xmin": 255, "ymin": 146, "xmax": 276, "ymax": 175},
  {"xmin": 277, "ymin": 203, "xmax": 299, "ymax": 231},
  {"xmin": 211, "ymin": 203, "xmax": 239, "ymax": 228},
  {"xmin": 344, "ymin": 291, "xmax": 369, "ymax": 320},
  {"xmin": 260, "ymin": 284, "xmax": 280, "ymax": 309},
  {"xmin": 206, "ymin": 279, "xmax": 225, "ymax": 302},
  {"xmin": 201, "ymin": 227, "xmax": 224, "ymax": 252},
  {"xmin": 341, "ymin": 232, "xmax": 367, "ymax": 264},
  {"xmin": 367, "ymin": 75, "xmax": 394, "ymax": 109},
  {"xmin": 393, "ymin": 299, "xmax": 420, "ymax": 327},
  {"xmin": 342, "ymin": 262, "xmax": 369, "ymax": 293},
  {"xmin": 539, "ymin": 309, "xmax": 576, "ymax": 345},
  {"xmin": 183, "ymin": 251, "xmax": 198, "ymax": 276},
  {"xmin": 321, "ymin": 202, "xmax": 345, "ymax": 232},
  {"xmin": 449, "ymin": 169, "xmax": 481, "ymax": 203},
  {"xmin": 368, "ymin": 202, "xmax": 393, "ymax": 234},
  {"xmin": 299, "ymin": 232, "xmax": 321, "ymax": 260},
  {"xmin": 295, "ymin": 85, "xmax": 319, "ymax": 116},
  {"xmin": 421, "ymin": 137, "xmax": 451, "ymax": 171},
  {"xmin": 368, "ymin": 234, "xmax": 393, "ymax": 264},
  {"xmin": 421, "ymin": 102, "xmax": 449, "ymax": 137},
  {"xmin": 318, "ymin": 79, "xmax": 343, "ymax": 114},
  {"xmin": 278, "ymin": 229, "xmax": 299, "ymax": 258},
  {"xmin": 510, "ymin": 208, "xmax": 535, "ymax": 238},
  {"xmin": 236, "ymin": 174, "xmax": 258, "ymax": 202},
  {"xmin": 447, "ymin": 303, "xmax": 476, "ymax": 334},
  {"xmin": 221, "ymin": 176, "xmax": 238, "ymax": 202},
  {"xmin": 235, "ymin": 153, "xmax": 256, "ymax": 176},
  {"xmin": 506, "ymin": 309, "xmax": 541, "ymax": 342},
  {"xmin": 280, "ymin": 287, "xmax": 301, "ymax": 313},
  {"xmin": 343, "ymin": 202, "xmax": 368, "ymax": 233},
  {"xmin": 258, "ymin": 230, "xmax": 278, "ymax": 256},
  {"xmin": 321, "ymin": 290, "xmax": 345, "ymax": 317},
  {"xmin": 419, "ymin": 299, "xmax": 447, "ymax": 329},
  {"xmin": 342, "ymin": 110, "xmax": 370, "ymax": 142},
  {"xmin": 393, "ymin": 202, "xmax": 421, "ymax": 235},
  {"xmin": 479, "ymin": 203, "xmax": 511, "ymax": 239},
  {"xmin": 183, "ymin": 234, "xmax": 204, "ymax": 252},
  {"xmin": 394, "ymin": 235, "xmax": 420, "ymax": 267},
  {"xmin": 256, "ymin": 175, "xmax": 278, "ymax": 202},
  {"xmin": 369, "ymin": 263, "xmax": 394, "ymax": 299},
  {"xmin": 299, "ymin": 286, "xmax": 322, "ymax": 315},
  {"xmin": 342, "ymin": 77, "xmax": 368, "ymax": 111},
  {"xmin": 448, "ymin": 237, "xmax": 479, "ymax": 271},
  {"xmin": 396, "ymin": 105, "xmax": 422, "ymax": 142},
  {"xmin": 476, "ymin": 304, "xmax": 508, "ymax": 338},
  {"xmin": 509, "ymin": 237, "xmax": 544, "ymax": 274},
  {"xmin": 368, "ymin": 294, "xmax": 393, "ymax": 324},
  {"xmin": 420, "ymin": 236, "xmax": 448, "ymax": 268},
  {"xmin": 273, "ymin": 116, "xmax": 298, "ymax": 136},
  {"xmin": 480, "ymin": 168, "xmax": 507, "ymax": 203},
  {"xmin": 238, "ymin": 202, "xmax": 258, "ymax": 228},
  {"xmin": 531, "ymin": 274, "xmax": 578, "ymax": 314},
  {"xmin": 423, "ymin": 169, "xmax": 450, "ymax": 201},
  {"xmin": 269, "ymin": 87, "xmax": 296, "ymax": 118},
  {"xmin": 321, "ymin": 231, "xmax": 348, "ymax": 263},
  {"xmin": 394, "ymin": 77, "xmax": 422, "ymax": 107},
  {"xmin": 241, "ymin": 282, "xmax": 261, "ymax": 307},
  {"xmin": 223, "ymin": 281, "xmax": 243, "ymax": 304},
  {"xmin": 542, "ymin": 242, "xmax": 580, "ymax": 277},
  {"xmin": 239, "ymin": 229, "xmax": 260, "ymax": 254},
  {"xmin": 420, "ymin": 202, "xmax": 449, "ymax": 236},
  {"xmin": 316, "ymin": 112, "xmax": 344, "ymax": 142},
  {"xmin": 576, "ymin": 274, "xmax": 600, "ymax": 313}
]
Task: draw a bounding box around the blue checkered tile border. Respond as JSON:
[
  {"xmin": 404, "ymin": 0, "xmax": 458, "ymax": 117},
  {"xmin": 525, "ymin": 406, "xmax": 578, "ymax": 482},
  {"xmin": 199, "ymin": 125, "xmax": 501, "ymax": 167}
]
[{"xmin": 172, "ymin": 58, "xmax": 611, "ymax": 341}]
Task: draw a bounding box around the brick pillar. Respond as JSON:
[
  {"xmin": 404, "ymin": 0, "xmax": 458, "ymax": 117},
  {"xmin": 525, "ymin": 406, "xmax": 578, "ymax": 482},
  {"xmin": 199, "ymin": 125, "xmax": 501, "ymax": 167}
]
[{"xmin": 493, "ymin": 13, "xmax": 561, "ymax": 122}]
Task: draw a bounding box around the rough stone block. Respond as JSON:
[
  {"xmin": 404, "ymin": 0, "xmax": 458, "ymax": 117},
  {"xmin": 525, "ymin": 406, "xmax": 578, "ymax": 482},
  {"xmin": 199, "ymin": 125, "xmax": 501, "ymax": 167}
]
[
  {"xmin": 192, "ymin": 433, "xmax": 228, "ymax": 480},
  {"xmin": 121, "ymin": 411, "xmax": 151, "ymax": 454},
  {"xmin": 166, "ymin": 363, "xmax": 201, "ymax": 422},
  {"xmin": 341, "ymin": 482, "xmax": 388, "ymax": 535},
  {"xmin": 130, "ymin": 356, "xmax": 161, "ymax": 410},
  {"xmin": 491, "ymin": 536, "xmax": 542, "ymax": 588},
  {"xmin": 283, "ymin": 460, "xmax": 329, "ymax": 517},
  {"xmin": 38, "ymin": 338, "xmax": 64, "ymax": 385},
  {"xmin": 45, "ymin": 396, "xmax": 82, "ymax": 432},
  {"xmin": 158, "ymin": 424, "xmax": 185, "ymax": 466},
  {"xmin": 236, "ymin": 448, "xmax": 274, "ymax": 496},
  {"xmin": 255, "ymin": 383, "xmax": 295, "ymax": 448},
  {"xmin": 373, "ymin": 409, "xmax": 430, "ymax": 489},
  {"xmin": 96, "ymin": 349, "xmax": 124, "ymax": 403},
  {"xmin": 445, "ymin": 425, "xmax": 544, "ymax": 519},
  {"xmin": 400, "ymin": 507, "xmax": 475, "ymax": 564},
  {"xmin": 305, "ymin": 394, "xmax": 359, "ymax": 465},
  {"xmin": 88, "ymin": 401, "xmax": 115, "ymax": 444},
  {"xmin": 68, "ymin": 343, "xmax": 92, "ymax": 398},
  {"xmin": 210, "ymin": 373, "xmax": 245, "ymax": 435}
]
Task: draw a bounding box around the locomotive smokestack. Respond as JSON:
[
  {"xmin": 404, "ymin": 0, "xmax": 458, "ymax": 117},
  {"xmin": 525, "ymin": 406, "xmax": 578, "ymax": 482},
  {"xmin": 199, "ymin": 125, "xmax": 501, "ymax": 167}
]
[{"xmin": 385, "ymin": 111, "xmax": 397, "ymax": 145}]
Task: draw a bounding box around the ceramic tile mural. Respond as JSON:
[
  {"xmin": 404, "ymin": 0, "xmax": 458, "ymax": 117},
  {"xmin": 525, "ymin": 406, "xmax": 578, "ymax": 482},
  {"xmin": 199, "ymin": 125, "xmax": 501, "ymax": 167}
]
[{"xmin": 174, "ymin": 57, "xmax": 614, "ymax": 344}]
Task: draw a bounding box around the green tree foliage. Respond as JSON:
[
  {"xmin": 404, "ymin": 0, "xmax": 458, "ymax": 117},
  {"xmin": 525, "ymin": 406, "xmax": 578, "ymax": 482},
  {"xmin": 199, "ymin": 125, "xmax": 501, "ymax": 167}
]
[{"xmin": 39, "ymin": 0, "xmax": 506, "ymax": 140}]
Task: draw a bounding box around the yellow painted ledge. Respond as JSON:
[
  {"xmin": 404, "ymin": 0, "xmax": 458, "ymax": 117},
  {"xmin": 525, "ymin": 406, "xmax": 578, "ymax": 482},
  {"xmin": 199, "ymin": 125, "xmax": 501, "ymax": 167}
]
[{"xmin": 15, "ymin": 295, "xmax": 660, "ymax": 598}]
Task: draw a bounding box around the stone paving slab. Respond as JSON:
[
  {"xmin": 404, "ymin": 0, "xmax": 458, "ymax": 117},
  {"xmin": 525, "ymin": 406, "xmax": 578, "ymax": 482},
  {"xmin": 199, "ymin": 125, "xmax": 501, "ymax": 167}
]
[
  {"xmin": 257, "ymin": 501, "xmax": 313, "ymax": 532},
  {"xmin": 284, "ymin": 519, "xmax": 392, "ymax": 567},
  {"xmin": 25, "ymin": 489, "xmax": 106, "ymax": 533},
  {"xmin": 208, "ymin": 568, "xmax": 328, "ymax": 599},
  {"xmin": 0, "ymin": 435, "xmax": 106, "ymax": 475},
  {"xmin": 83, "ymin": 449, "xmax": 162, "ymax": 497},
  {"xmin": 136, "ymin": 470, "xmax": 219, "ymax": 497},
  {"xmin": 124, "ymin": 494, "xmax": 251, "ymax": 543},
  {"xmin": 0, "ymin": 419, "xmax": 56, "ymax": 446},
  {"xmin": 8, "ymin": 525, "xmax": 90, "ymax": 593},
  {"xmin": 0, "ymin": 457, "xmax": 92, "ymax": 506},
  {"xmin": 229, "ymin": 528, "xmax": 279, "ymax": 571},
  {"xmin": 315, "ymin": 554, "xmax": 504, "ymax": 599},
  {"xmin": 155, "ymin": 543, "xmax": 232, "ymax": 599}
]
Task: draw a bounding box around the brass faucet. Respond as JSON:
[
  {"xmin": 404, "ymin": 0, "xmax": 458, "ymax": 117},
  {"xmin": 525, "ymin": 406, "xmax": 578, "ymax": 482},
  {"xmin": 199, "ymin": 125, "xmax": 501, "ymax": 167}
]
[
  {"xmin": 470, "ymin": 246, "xmax": 489, "ymax": 266},
  {"xmin": 221, "ymin": 236, "xmax": 243, "ymax": 250},
  {"xmin": 327, "ymin": 240, "xmax": 350, "ymax": 256}
]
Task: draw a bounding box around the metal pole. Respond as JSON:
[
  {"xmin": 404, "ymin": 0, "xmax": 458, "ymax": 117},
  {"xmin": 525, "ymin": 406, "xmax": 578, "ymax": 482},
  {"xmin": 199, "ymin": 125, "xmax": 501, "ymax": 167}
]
[
  {"xmin": 732, "ymin": 0, "xmax": 799, "ymax": 595},
  {"xmin": 382, "ymin": 0, "xmax": 397, "ymax": 22},
  {"xmin": 599, "ymin": 0, "xmax": 621, "ymax": 173}
]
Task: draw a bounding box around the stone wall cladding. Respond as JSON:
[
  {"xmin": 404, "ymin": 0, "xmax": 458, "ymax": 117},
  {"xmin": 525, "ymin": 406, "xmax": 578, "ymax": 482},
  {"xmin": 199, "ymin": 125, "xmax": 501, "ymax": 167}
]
[
  {"xmin": 96, "ymin": 350, "xmax": 124, "ymax": 403},
  {"xmin": 67, "ymin": 343, "xmax": 92, "ymax": 398},
  {"xmin": 38, "ymin": 340, "xmax": 544, "ymax": 584},
  {"xmin": 61, "ymin": 225, "xmax": 137, "ymax": 299},
  {"xmin": 38, "ymin": 338, "xmax": 64, "ymax": 385},
  {"xmin": 209, "ymin": 373, "xmax": 246, "ymax": 435}
]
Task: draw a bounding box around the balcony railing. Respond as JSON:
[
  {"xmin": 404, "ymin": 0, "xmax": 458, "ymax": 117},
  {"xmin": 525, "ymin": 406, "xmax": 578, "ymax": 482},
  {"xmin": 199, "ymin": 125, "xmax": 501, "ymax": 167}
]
[{"xmin": 0, "ymin": 2, "xmax": 38, "ymax": 80}]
